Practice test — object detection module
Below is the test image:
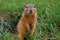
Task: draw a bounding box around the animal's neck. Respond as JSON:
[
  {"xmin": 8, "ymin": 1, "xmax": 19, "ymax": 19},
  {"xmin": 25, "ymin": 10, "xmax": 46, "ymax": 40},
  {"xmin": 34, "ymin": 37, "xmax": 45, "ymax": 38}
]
[{"xmin": 22, "ymin": 12, "xmax": 36, "ymax": 18}]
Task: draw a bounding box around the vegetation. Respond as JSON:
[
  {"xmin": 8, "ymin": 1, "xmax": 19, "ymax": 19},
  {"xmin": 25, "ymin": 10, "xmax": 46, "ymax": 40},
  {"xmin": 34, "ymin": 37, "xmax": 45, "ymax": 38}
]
[{"xmin": 0, "ymin": 0, "xmax": 60, "ymax": 40}]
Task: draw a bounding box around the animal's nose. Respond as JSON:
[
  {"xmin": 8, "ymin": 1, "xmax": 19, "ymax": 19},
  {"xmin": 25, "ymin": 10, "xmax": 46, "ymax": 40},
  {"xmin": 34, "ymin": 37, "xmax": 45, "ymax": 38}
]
[{"xmin": 29, "ymin": 10, "xmax": 33, "ymax": 13}]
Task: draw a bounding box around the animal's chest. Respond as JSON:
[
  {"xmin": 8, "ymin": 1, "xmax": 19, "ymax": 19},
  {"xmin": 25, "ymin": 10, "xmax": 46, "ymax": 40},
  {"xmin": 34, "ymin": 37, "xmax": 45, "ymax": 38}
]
[{"xmin": 26, "ymin": 16, "xmax": 35, "ymax": 24}]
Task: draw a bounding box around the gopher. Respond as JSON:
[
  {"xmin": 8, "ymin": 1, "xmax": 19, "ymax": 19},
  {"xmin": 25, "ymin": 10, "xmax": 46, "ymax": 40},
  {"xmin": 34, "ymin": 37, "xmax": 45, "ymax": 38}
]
[{"xmin": 17, "ymin": 4, "xmax": 37, "ymax": 40}]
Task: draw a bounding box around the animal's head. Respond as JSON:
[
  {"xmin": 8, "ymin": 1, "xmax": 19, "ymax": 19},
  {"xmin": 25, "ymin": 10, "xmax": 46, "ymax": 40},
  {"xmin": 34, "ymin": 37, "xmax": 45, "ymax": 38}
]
[{"xmin": 24, "ymin": 4, "xmax": 37, "ymax": 15}]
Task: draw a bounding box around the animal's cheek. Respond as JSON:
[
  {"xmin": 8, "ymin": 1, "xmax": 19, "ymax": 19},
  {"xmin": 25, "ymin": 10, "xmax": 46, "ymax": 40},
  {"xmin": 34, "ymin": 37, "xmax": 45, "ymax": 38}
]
[
  {"xmin": 34, "ymin": 8, "xmax": 37, "ymax": 12},
  {"xmin": 24, "ymin": 8, "xmax": 28, "ymax": 12}
]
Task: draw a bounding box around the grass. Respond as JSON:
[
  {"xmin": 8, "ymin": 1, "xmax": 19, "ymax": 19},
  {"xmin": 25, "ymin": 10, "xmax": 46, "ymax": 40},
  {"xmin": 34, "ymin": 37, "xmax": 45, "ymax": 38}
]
[{"xmin": 0, "ymin": 0, "xmax": 60, "ymax": 40}]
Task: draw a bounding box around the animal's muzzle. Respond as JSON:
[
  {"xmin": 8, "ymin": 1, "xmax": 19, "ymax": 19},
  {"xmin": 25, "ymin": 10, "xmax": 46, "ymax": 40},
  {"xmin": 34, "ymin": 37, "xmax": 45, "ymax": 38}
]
[{"xmin": 29, "ymin": 10, "xmax": 33, "ymax": 14}]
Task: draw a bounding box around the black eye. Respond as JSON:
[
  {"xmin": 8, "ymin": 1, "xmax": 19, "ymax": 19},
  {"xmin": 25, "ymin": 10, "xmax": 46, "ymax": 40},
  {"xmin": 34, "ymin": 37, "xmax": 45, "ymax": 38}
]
[
  {"xmin": 25, "ymin": 6, "xmax": 28, "ymax": 8},
  {"xmin": 34, "ymin": 6, "xmax": 35, "ymax": 8}
]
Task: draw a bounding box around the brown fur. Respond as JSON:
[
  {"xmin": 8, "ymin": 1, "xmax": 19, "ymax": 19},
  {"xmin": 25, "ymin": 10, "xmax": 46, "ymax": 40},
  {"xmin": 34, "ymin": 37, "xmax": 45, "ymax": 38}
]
[{"xmin": 17, "ymin": 4, "xmax": 37, "ymax": 40}]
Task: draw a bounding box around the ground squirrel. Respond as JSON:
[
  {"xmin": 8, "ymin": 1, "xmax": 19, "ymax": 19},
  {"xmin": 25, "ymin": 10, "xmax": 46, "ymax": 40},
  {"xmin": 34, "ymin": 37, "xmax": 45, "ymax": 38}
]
[{"xmin": 17, "ymin": 4, "xmax": 37, "ymax": 40}]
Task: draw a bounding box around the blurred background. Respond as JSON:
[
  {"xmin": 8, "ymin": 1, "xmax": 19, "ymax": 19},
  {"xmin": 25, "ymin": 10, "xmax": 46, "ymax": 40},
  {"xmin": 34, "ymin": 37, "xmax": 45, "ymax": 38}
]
[{"xmin": 0, "ymin": 0, "xmax": 60, "ymax": 40}]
